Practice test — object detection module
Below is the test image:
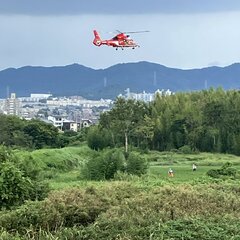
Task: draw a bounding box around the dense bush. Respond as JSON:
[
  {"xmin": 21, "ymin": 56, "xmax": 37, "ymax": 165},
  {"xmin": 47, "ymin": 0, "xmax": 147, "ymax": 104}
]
[
  {"xmin": 0, "ymin": 161, "xmax": 33, "ymax": 208},
  {"xmin": 1, "ymin": 183, "xmax": 240, "ymax": 239},
  {"xmin": 207, "ymin": 162, "xmax": 238, "ymax": 179},
  {"xmin": 0, "ymin": 184, "xmax": 138, "ymax": 234},
  {"xmin": 0, "ymin": 146, "xmax": 49, "ymax": 209},
  {"xmin": 80, "ymin": 149, "xmax": 125, "ymax": 180},
  {"xmin": 126, "ymin": 152, "xmax": 148, "ymax": 176},
  {"xmin": 87, "ymin": 126, "xmax": 112, "ymax": 150},
  {"xmin": 179, "ymin": 145, "xmax": 194, "ymax": 154},
  {"xmin": 81, "ymin": 149, "xmax": 149, "ymax": 180}
]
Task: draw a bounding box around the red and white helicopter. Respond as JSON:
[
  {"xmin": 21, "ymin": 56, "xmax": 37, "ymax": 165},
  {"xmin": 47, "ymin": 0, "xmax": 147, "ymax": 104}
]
[{"xmin": 93, "ymin": 30, "xmax": 149, "ymax": 50}]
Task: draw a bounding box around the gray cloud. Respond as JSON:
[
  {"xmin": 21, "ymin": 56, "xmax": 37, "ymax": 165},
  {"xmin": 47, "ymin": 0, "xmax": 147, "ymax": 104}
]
[
  {"xmin": 1, "ymin": 0, "xmax": 240, "ymax": 15},
  {"xmin": 1, "ymin": 12, "xmax": 240, "ymax": 71}
]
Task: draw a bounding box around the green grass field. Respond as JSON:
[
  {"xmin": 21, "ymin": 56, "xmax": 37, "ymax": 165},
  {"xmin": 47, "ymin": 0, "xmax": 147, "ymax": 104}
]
[
  {"xmin": 144, "ymin": 150, "xmax": 240, "ymax": 166},
  {"xmin": 149, "ymin": 165, "xmax": 217, "ymax": 182},
  {"xmin": 28, "ymin": 146, "xmax": 238, "ymax": 189},
  {"xmin": 12, "ymin": 145, "xmax": 240, "ymax": 189},
  {"xmin": 48, "ymin": 164, "xmax": 240, "ymax": 190}
]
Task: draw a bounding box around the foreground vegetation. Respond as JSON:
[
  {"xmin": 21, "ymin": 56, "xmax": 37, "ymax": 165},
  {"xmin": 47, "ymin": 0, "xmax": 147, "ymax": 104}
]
[
  {"xmin": 1, "ymin": 145, "xmax": 240, "ymax": 239},
  {"xmin": 1, "ymin": 89, "xmax": 240, "ymax": 239},
  {"xmin": 1, "ymin": 181, "xmax": 240, "ymax": 239}
]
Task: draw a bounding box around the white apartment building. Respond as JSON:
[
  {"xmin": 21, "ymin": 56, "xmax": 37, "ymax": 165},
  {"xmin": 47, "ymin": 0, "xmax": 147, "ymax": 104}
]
[
  {"xmin": 4, "ymin": 93, "xmax": 21, "ymax": 116},
  {"xmin": 122, "ymin": 88, "xmax": 173, "ymax": 102},
  {"xmin": 30, "ymin": 93, "xmax": 52, "ymax": 99},
  {"xmin": 19, "ymin": 93, "xmax": 52, "ymax": 102},
  {"xmin": 46, "ymin": 97, "xmax": 112, "ymax": 108},
  {"xmin": 48, "ymin": 115, "xmax": 66, "ymax": 129},
  {"xmin": 47, "ymin": 115, "xmax": 93, "ymax": 132},
  {"xmin": 0, "ymin": 99, "xmax": 5, "ymax": 113}
]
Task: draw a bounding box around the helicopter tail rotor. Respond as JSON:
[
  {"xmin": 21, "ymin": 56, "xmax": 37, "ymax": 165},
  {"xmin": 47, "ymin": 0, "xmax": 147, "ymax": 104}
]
[{"xmin": 93, "ymin": 30, "xmax": 102, "ymax": 46}]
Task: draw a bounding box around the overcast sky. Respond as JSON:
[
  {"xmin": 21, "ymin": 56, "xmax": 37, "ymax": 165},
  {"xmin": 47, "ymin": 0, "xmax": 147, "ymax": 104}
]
[{"xmin": 1, "ymin": 0, "xmax": 240, "ymax": 70}]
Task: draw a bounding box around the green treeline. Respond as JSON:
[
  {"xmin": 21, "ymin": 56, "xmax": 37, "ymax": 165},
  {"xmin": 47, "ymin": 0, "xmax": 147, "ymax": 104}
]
[
  {"xmin": 0, "ymin": 115, "xmax": 68, "ymax": 149},
  {"xmin": 1, "ymin": 88, "xmax": 240, "ymax": 155},
  {"xmin": 94, "ymin": 88, "xmax": 240, "ymax": 155}
]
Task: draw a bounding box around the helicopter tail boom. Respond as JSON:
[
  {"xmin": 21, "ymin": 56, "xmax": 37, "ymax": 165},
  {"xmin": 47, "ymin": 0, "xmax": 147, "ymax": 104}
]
[{"xmin": 93, "ymin": 30, "xmax": 102, "ymax": 46}]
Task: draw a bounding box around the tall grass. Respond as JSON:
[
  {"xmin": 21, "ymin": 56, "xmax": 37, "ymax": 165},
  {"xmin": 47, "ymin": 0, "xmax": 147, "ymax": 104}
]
[
  {"xmin": 14, "ymin": 145, "xmax": 93, "ymax": 172},
  {"xmin": 1, "ymin": 182, "xmax": 240, "ymax": 239}
]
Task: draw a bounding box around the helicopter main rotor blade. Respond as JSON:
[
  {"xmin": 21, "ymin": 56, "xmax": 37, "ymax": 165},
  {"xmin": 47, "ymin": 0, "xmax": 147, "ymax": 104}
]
[
  {"xmin": 123, "ymin": 30, "xmax": 150, "ymax": 34},
  {"xmin": 106, "ymin": 30, "xmax": 150, "ymax": 35}
]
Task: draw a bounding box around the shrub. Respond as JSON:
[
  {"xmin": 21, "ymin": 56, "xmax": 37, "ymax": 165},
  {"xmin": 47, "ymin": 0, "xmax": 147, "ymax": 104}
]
[
  {"xmin": 0, "ymin": 187, "xmax": 115, "ymax": 234},
  {"xmin": 81, "ymin": 149, "xmax": 125, "ymax": 180},
  {"xmin": 0, "ymin": 161, "xmax": 32, "ymax": 209},
  {"xmin": 81, "ymin": 149, "xmax": 149, "ymax": 180},
  {"xmin": 179, "ymin": 145, "xmax": 193, "ymax": 154},
  {"xmin": 126, "ymin": 152, "xmax": 148, "ymax": 176},
  {"xmin": 2, "ymin": 184, "xmax": 240, "ymax": 239},
  {"xmin": 0, "ymin": 146, "xmax": 49, "ymax": 209},
  {"xmin": 87, "ymin": 126, "xmax": 112, "ymax": 150},
  {"xmin": 207, "ymin": 169, "xmax": 220, "ymax": 178},
  {"xmin": 207, "ymin": 162, "xmax": 238, "ymax": 179}
]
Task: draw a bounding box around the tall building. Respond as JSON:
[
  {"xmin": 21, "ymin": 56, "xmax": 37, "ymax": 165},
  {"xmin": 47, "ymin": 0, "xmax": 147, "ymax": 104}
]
[{"xmin": 4, "ymin": 93, "xmax": 20, "ymax": 115}]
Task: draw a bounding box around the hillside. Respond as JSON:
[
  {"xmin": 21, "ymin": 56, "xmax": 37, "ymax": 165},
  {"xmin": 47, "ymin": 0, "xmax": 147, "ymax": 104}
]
[{"xmin": 0, "ymin": 61, "xmax": 240, "ymax": 99}]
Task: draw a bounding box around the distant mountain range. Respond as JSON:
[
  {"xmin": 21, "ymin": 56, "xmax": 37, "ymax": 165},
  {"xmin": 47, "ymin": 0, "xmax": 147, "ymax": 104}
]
[{"xmin": 0, "ymin": 61, "xmax": 240, "ymax": 99}]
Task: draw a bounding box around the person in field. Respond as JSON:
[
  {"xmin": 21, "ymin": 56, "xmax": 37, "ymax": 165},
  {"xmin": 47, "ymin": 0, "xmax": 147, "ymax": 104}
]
[
  {"xmin": 168, "ymin": 168, "xmax": 174, "ymax": 177},
  {"xmin": 192, "ymin": 163, "xmax": 197, "ymax": 171}
]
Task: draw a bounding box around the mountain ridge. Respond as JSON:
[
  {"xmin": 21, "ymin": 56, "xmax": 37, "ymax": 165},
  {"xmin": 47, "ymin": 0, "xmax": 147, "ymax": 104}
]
[{"xmin": 0, "ymin": 61, "xmax": 240, "ymax": 99}]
